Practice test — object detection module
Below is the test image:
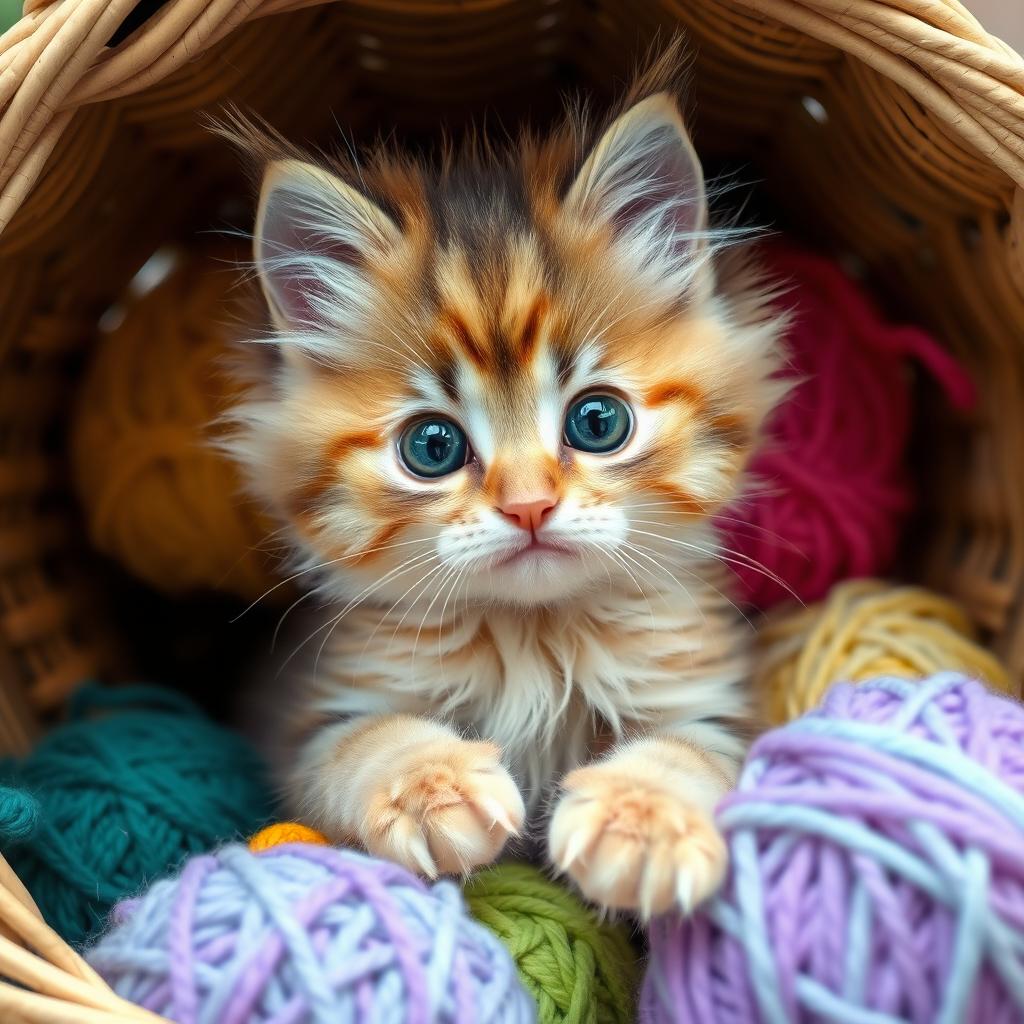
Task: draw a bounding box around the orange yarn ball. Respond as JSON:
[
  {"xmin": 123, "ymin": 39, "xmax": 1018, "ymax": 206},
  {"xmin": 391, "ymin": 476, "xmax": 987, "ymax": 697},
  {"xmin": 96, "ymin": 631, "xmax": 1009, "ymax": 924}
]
[
  {"xmin": 249, "ymin": 823, "xmax": 330, "ymax": 852},
  {"xmin": 71, "ymin": 246, "xmax": 281, "ymax": 602}
]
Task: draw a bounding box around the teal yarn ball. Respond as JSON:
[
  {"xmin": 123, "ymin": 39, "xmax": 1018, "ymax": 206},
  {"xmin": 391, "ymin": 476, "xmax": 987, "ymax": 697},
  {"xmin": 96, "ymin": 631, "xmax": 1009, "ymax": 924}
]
[{"xmin": 0, "ymin": 684, "xmax": 275, "ymax": 945}]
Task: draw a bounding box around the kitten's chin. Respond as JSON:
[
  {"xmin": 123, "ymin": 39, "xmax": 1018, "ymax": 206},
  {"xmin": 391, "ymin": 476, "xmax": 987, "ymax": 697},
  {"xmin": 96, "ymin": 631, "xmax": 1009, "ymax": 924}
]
[{"xmin": 478, "ymin": 547, "xmax": 599, "ymax": 605}]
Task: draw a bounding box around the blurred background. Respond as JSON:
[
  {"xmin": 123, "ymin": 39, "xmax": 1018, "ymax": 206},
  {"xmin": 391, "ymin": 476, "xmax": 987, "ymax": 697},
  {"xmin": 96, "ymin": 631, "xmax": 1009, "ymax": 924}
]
[{"xmin": 970, "ymin": 2, "xmax": 1023, "ymax": 51}]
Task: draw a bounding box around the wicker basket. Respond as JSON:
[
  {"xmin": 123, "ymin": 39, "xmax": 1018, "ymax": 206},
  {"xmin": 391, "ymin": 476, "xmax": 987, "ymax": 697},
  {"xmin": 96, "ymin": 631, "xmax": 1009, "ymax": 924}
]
[
  {"xmin": 0, "ymin": 0, "xmax": 1022, "ymax": 755},
  {"xmin": 0, "ymin": 0, "xmax": 1022, "ymax": 1019}
]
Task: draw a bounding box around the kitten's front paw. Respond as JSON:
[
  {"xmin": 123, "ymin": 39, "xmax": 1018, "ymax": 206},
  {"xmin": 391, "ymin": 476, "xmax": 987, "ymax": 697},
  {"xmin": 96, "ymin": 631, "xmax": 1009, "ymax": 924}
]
[
  {"xmin": 549, "ymin": 763, "xmax": 727, "ymax": 918},
  {"xmin": 361, "ymin": 738, "xmax": 524, "ymax": 878}
]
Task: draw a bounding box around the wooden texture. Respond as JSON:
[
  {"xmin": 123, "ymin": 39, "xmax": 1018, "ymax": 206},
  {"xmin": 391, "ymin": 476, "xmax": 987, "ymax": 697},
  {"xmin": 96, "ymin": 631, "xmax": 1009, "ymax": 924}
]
[
  {"xmin": 0, "ymin": 0, "xmax": 1020, "ymax": 758},
  {"xmin": 0, "ymin": 853, "xmax": 168, "ymax": 1022}
]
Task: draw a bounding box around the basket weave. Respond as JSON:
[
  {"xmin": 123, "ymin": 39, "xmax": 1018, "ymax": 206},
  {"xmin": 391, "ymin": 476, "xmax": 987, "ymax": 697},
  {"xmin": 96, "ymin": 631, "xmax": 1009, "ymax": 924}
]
[
  {"xmin": 0, "ymin": 851, "xmax": 169, "ymax": 1022},
  {"xmin": 0, "ymin": 1, "xmax": 1021, "ymax": 1018},
  {"xmin": 0, "ymin": 0, "xmax": 1021, "ymax": 758}
]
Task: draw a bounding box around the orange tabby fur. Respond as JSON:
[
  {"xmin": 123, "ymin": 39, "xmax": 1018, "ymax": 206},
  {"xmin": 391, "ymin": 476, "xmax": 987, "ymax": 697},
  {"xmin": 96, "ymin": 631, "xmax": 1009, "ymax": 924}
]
[{"xmin": 227, "ymin": 54, "xmax": 789, "ymax": 916}]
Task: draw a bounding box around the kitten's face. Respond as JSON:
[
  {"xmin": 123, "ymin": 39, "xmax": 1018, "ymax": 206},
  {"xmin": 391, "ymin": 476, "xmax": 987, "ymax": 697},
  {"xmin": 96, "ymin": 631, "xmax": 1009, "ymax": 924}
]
[{"xmin": 235, "ymin": 94, "xmax": 787, "ymax": 608}]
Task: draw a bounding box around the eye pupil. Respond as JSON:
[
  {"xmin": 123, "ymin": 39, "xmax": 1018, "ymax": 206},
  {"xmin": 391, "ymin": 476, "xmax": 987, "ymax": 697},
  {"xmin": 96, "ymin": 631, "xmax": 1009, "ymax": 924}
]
[
  {"xmin": 565, "ymin": 394, "xmax": 632, "ymax": 454},
  {"xmin": 586, "ymin": 406, "xmax": 610, "ymax": 438},
  {"xmin": 423, "ymin": 426, "xmax": 449, "ymax": 463},
  {"xmin": 400, "ymin": 419, "xmax": 468, "ymax": 478}
]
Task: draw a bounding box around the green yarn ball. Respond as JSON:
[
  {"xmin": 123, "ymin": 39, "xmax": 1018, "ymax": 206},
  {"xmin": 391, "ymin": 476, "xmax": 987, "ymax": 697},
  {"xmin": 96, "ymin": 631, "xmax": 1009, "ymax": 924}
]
[
  {"xmin": 465, "ymin": 863, "xmax": 640, "ymax": 1024},
  {"xmin": 0, "ymin": 684, "xmax": 274, "ymax": 945},
  {"xmin": 0, "ymin": 1, "xmax": 19, "ymax": 33}
]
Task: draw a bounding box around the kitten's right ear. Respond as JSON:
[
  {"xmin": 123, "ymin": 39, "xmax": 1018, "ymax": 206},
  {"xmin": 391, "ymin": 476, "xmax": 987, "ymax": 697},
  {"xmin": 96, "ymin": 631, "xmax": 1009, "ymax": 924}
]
[
  {"xmin": 563, "ymin": 94, "xmax": 710, "ymax": 295},
  {"xmin": 254, "ymin": 160, "xmax": 399, "ymax": 339}
]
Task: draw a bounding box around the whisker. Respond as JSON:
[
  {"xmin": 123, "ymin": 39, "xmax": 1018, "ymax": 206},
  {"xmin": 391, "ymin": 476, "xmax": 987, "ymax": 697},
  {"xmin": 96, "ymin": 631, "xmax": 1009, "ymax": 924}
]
[
  {"xmin": 376, "ymin": 319, "xmax": 434, "ymax": 375},
  {"xmin": 355, "ymin": 556, "xmax": 449, "ymax": 662},
  {"xmin": 435, "ymin": 563, "xmax": 468, "ymax": 679},
  {"xmin": 611, "ymin": 546, "xmax": 663, "ymax": 634},
  {"xmin": 271, "ymin": 536, "xmax": 436, "ymax": 648},
  {"xmin": 233, "ymin": 556, "xmax": 347, "ymax": 622},
  {"xmin": 327, "ymin": 554, "xmax": 449, "ymax": 677},
  {"xmin": 590, "ymin": 292, "xmax": 663, "ymax": 341},
  {"xmin": 232, "ymin": 534, "xmax": 434, "ymax": 621},
  {"xmin": 411, "ymin": 559, "xmax": 465, "ymax": 673},
  {"xmin": 623, "ymin": 539, "xmax": 756, "ymax": 634},
  {"xmin": 380, "ymin": 558, "xmax": 454, "ymax": 658},
  {"xmin": 279, "ymin": 549, "xmax": 437, "ymax": 677},
  {"xmin": 627, "ymin": 522, "xmax": 793, "ymax": 586},
  {"xmin": 626, "ymin": 526, "xmax": 801, "ymax": 605},
  {"xmin": 618, "ymin": 540, "xmax": 711, "ymax": 649},
  {"xmin": 572, "ymin": 286, "xmax": 625, "ymax": 358},
  {"xmin": 591, "ymin": 540, "xmax": 658, "ymax": 638},
  {"xmin": 271, "ymin": 586, "xmax": 320, "ymax": 653},
  {"xmin": 624, "ymin": 509, "xmax": 806, "ymax": 556}
]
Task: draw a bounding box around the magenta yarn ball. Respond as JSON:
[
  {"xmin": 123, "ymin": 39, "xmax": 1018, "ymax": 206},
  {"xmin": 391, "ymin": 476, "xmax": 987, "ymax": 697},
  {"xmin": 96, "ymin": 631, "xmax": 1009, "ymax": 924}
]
[
  {"xmin": 719, "ymin": 243, "xmax": 973, "ymax": 610},
  {"xmin": 641, "ymin": 674, "xmax": 1024, "ymax": 1024}
]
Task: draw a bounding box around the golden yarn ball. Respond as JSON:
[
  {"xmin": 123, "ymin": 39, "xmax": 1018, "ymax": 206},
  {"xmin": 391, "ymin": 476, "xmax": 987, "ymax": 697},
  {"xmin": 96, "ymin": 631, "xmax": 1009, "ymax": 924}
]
[
  {"xmin": 754, "ymin": 578, "xmax": 1013, "ymax": 725},
  {"xmin": 72, "ymin": 246, "xmax": 281, "ymax": 603},
  {"xmin": 248, "ymin": 823, "xmax": 330, "ymax": 852}
]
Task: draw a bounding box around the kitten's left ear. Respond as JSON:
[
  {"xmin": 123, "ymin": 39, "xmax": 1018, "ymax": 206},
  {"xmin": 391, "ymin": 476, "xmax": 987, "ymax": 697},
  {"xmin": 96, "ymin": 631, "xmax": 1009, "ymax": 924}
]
[
  {"xmin": 254, "ymin": 159, "xmax": 400, "ymax": 343},
  {"xmin": 565, "ymin": 94, "xmax": 708, "ymax": 287}
]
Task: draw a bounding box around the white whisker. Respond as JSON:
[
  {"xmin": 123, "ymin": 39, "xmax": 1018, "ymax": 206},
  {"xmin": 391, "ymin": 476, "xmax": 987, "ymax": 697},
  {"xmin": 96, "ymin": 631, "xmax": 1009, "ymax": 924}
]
[
  {"xmin": 279, "ymin": 549, "xmax": 438, "ymax": 677},
  {"xmin": 626, "ymin": 525, "xmax": 800, "ymax": 606}
]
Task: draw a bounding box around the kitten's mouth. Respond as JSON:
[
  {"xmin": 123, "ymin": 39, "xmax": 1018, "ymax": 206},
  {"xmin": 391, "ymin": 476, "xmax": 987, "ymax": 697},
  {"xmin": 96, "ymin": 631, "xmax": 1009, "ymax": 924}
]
[{"xmin": 493, "ymin": 539, "xmax": 578, "ymax": 568}]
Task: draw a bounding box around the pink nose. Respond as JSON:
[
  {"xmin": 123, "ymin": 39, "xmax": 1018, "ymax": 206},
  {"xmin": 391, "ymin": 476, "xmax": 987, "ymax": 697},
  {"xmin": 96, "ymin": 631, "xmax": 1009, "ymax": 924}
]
[{"xmin": 499, "ymin": 495, "xmax": 558, "ymax": 533}]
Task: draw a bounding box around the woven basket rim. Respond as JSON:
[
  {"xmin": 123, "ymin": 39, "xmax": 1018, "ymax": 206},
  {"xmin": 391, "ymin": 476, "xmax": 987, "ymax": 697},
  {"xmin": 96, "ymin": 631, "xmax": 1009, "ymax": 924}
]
[
  {"xmin": 0, "ymin": 0, "xmax": 1022, "ymax": 238},
  {"xmin": 0, "ymin": 1, "xmax": 1022, "ymax": 1020}
]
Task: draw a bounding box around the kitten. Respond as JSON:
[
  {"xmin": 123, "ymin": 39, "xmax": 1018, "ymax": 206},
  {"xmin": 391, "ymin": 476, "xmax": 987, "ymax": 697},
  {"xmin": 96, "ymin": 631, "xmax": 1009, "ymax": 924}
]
[{"xmin": 227, "ymin": 62, "xmax": 789, "ymax": 917}]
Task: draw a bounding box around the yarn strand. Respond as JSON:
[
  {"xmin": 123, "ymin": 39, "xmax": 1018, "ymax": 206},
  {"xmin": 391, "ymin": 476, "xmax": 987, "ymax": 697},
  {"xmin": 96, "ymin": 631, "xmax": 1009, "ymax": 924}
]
[
  {"xmin": 643, "ymin": 675, "xmax": 1024, "ymax": 1023},
  {"xmin": 0, "ymin": 684, "xmax": 274, "ymax": 946},
  {"xmin": 87, "ymin": 844, "xmax": 537, "ymax": 1024}
]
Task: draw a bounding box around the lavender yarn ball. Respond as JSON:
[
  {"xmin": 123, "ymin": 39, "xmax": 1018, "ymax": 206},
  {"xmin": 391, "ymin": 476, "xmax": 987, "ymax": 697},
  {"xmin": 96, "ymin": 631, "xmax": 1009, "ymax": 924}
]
[
  {"xmin": 642, "ymin": 673, "xmax": 1024, "ymax": 1024},
  {"xmin": 87, "ymin": 843, "xmax": 536, "ymax": 1024}
]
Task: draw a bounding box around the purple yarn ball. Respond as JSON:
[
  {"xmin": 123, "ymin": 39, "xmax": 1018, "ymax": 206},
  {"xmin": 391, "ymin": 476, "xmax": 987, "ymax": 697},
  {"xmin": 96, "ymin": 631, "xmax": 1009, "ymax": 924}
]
[
  {"xmin": 87, "ymin": 843, "xmax": 535, "ymax": 1024},
  {"xmin": 641, "ymin": 673, "xmax": 1024, "ymax": 1023}
]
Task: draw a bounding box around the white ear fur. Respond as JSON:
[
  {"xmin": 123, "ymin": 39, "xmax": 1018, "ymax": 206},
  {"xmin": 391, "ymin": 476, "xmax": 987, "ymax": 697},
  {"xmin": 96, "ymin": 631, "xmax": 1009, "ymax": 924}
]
[
  {"xmin": 566, "ymin": 94, "xmax": 709, "ymax": 292},
  {"xmin": 254, "ymin": 160, "xmax": 399, "ymax": 346}
]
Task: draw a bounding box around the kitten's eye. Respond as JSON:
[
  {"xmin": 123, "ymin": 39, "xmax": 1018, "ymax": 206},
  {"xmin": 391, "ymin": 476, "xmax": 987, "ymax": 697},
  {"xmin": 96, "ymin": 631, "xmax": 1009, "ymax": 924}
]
[
  {"xmin": 399, "ymin": 418, "xmax": 469, "ymax": 478},
  {"xmin": 564, "ymin": 394, "xmax": 632, "ymax": 454}
]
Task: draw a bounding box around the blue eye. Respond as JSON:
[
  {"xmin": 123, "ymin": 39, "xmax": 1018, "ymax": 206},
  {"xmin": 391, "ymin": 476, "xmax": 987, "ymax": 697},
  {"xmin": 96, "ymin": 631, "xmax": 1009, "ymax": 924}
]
[
  {"xmin": 564, "ymin": 393, "xmax": 632, "ymax": 454},
  {"xmin": 399, "ymin": 418, "xmax": 469, "ymax": 478}
]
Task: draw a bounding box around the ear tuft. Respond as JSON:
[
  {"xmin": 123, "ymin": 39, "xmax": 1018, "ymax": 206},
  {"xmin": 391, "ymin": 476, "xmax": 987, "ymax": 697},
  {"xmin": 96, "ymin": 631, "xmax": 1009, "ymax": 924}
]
[
  {"xmin": 254, "ymin": 160, "xmax": 398, "ymax": 338},
  {"xmin": 565, "ymin": 94, "xmax": 708, "ymax": 289}
]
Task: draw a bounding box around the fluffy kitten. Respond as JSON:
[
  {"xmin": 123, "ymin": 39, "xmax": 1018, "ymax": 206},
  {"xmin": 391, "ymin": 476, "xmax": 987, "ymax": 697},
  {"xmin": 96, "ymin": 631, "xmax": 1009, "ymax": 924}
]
[{"xmin": 228, "ymin": 64, "xmax": 789, "ymax": 917}]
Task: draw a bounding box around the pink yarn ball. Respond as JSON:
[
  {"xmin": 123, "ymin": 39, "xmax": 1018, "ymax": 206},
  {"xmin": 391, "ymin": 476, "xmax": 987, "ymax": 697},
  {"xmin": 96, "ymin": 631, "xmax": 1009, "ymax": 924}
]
[{"xmin": 719, "ymin": 243, "xmax": 973, "ymax": 610}]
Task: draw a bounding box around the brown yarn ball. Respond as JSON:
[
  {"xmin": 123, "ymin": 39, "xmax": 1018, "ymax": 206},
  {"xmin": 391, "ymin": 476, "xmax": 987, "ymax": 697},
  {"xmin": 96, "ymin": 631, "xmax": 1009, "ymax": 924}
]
[{"xmin": 71, "ymin": 246, "xmax": 281, "ymax": 602}]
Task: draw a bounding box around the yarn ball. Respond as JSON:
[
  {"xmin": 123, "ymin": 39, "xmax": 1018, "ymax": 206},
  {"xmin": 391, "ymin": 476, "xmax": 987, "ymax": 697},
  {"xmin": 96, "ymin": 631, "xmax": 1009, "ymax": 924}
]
[
  {"xmin": 87, "ymin": 843, "xmax": 537, "ymax": 1024},
  {"xmin": 720, "ymin": 242, "xmax": 974, "ymax": 610},
  {"xmin": 241, "ymin": 832, "xmax": 638, "ymax": 1023},
  {"xmin": 249, "ymin": 822, "xmax": 329, "ymax": 852},
  {"xmin": 465, "ymin": 863, "xmax": 639, "ymax": 1024},
  {"xmin": 0, "ymin": 684, "xmax": 274, "ymax": 945},
  {"xmin": 71, "ymin": 244, "xmax": 281, "ymax": 602},
  {"xmin": 642, "ymin": 673, "xmax": 1024, "ymax": 1023},
  {"xmin": 755, "ymin": 578, "xmax": 1012, "ymax": 724}
]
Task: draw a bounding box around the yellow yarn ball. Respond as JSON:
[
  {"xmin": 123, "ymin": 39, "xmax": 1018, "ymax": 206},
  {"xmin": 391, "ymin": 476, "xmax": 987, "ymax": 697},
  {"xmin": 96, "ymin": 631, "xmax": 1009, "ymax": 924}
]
[
  {"xmin": 754, "ymin": 578, "xmax": 1013, "ymax": 725},
  {"xmin": 72, "ymin": 246, "xmax": 281, "ymax": 602},
  {"xmin": 249, "ymin": 822, "xmax": 330, "ymax": 852}
]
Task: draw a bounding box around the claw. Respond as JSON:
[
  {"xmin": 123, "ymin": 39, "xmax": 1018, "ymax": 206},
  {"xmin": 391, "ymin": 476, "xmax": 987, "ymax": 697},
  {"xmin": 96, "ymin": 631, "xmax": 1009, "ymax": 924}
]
[
  {"xmin": 478, "ymin": 795, "xmax": 519, "ymax": 835},
  {"xmin": 675, "ymin": 872, "xmax": 694, "ymax": 915},
  {"xmin": 558, "ymin": 827, "xmax": 592, "ymax": 870},
  {"xmin": 407, "ymin": 832, "xmax": 438, "ymax": 879},
  {"xmin": 639, "ymin": 863, "xmax": 660, "ymax": 921}
]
